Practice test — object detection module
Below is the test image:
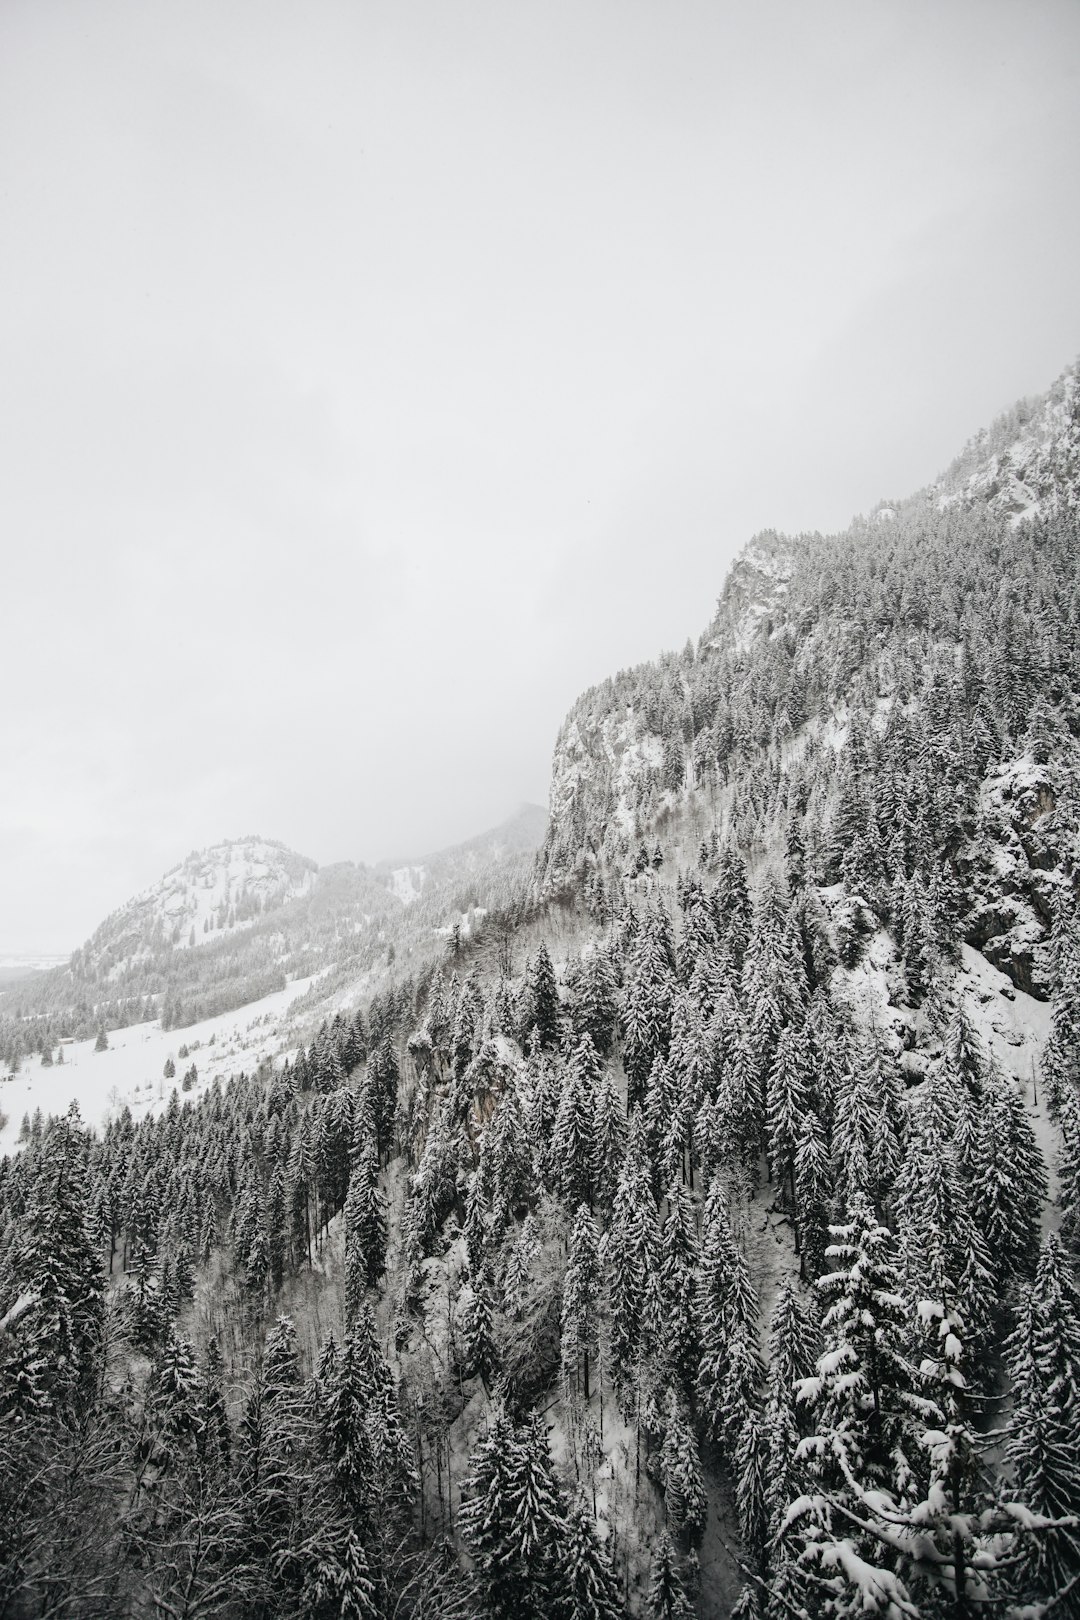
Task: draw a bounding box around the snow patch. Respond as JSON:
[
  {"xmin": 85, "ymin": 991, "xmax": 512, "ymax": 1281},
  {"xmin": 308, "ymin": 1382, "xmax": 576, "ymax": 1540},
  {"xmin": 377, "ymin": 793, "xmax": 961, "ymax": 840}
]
[
  {"xmin": 390, "ymin": 865, "xmax": 427, "ymax": 906},
  {"xmin": 0, "ymin": 973, "xmax": 319, "ymax": 1153}
]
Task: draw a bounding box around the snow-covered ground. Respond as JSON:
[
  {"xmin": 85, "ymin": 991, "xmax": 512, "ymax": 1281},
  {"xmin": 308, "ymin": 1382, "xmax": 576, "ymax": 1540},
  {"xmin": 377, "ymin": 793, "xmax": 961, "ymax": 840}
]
[
  {"xmin": 0, "ymin": 973, "xmax": 319, "ymax": 1153},
  {"xmin": 389, "ymin": 865, "xmax": 426, "ymax": 905}
]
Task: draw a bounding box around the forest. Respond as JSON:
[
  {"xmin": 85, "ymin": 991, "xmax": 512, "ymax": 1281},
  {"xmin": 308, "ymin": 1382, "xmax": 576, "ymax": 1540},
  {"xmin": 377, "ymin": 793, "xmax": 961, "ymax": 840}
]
[{"xmin": 2, "ymin": 380, "xmax": 1080, "ymax": 1619}]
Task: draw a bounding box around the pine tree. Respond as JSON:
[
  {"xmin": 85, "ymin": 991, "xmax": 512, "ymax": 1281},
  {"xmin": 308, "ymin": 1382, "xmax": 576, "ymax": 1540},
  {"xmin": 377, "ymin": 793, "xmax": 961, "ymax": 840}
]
[
  {"xmin": 461, "ymin": 1406, "xmax": 568, "ymax": 1620},
  {"xmin": 592, "ymin": 1070, "xmax": 626, "ymax": 1211},
  {"xmin": 319, "ymin": 1328, "xmax": 378, "ymax": 1525},
  {"xmin": 458, "ymin": 1268, "xmax": 497, "ymax": 1389},
  {"xmin": 658, "ymin": 1182, "xmax": 699, "ymax": 1388},
  {"xmin": 555, "ymin": 1040, "xmax": 600, "ymax": 1212},
  {"xmin": 777, "ymin": 1196, "xmax": 937, "ymax": 1615},
  {"xmin": 561, "ymin": 1205, "xmax": 601, "ymax": 1401},
  {"xmin": 343, "ymin": 1134, "xmax": 388, "ymax": 1311},
  {"xmin": 559, "ymin": 1490, "xmax": 624, "ymax": 1620},
  {"xmin": 528, "ymin": 942, "xmax": 562, "ymax": 1052},
  {"xmin": 299, "ymin": 1525, "xmax": 380, "ymax": 1620},
  {"xmin": 573, "ymin": 946, "xmax": 619, "ymax": 1058},
  {"xmin": 658, "ymin": 1388, "xmax": 708, "ymax": 1546},
  {"xmin": 646, "ymin": 1532, "xmax": 694, "ymax": 1620},
  {"xmin": 3, "ymin": 1104, "xmax": 104, "ymax": 1418},
  {"xmin": 798, "ymin": 1194, "xmax": 922, "ymax": 1494},
  {"xmin": 793, "ymin": 1105, "xmax": 832, "ymax": 1278},
  {"xmin": 969, "ymin": 1064, "xmax": 1046, "ymax": 1288},
  {"xmin": 895, "ymin": 1070, "xmax": 996, "ymax": 1356},
  {"xmin": 696, "ymin": 1179, "xmax": 759, "ymax": 1445},
  {"xmin": 486, "ymin": 1081, "xmax": 534, "ymax": 1231},
  {"xmin": 267, "ymin": 1163, "xmax": 288, "ymax": 1292},
  {"xmin": 767, "ymin": 1023, "xmax": 809, "ymax": 1208},
  {"xmin": 601, "ymin": 1124, "xmax": 654, "ymax": 1395},
  {"xmin": 200, "ymin": 1335, "xmax": 231, "ymax": 1472},
  {"xmin": 761, "ymin": 1285, "xmax": 817, "ymax": 1548},
  {"xmin": 623, "ymin": 911, "xmax": 677, "ymax": 1111},
  {"xmin": 1005, "ymin": 1232, "xmax": 1080, "ymax": 1598}
]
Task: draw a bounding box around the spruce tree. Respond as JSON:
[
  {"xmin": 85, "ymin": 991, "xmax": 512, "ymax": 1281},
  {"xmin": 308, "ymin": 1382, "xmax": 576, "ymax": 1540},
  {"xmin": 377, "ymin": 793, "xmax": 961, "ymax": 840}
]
[
  {"xmin": 528, "ymin": 942, "xmax": 562, "ymax": 1052},
  {"xmin": 601, "ymin": 1115, "xmax": 655, "ymax": 1394},
  {"xmin": 969, "ymin": 1064, "xmax": 1046, "ymax": 1288},
  {"xmin": 658, "ymin": 1182, "xmax": 699, "ymax": 1389},
  {"xmin": 1005, "ymin": 1232, "xmax": 1080, "ymax": 1597},
  {"xmin": 646, "ymin": 1533, "xmax": 694, "ymax": 1620},
  {"xmin": 343, "ymin": 1134, "xmax": 388, "ymax": 1309},
  {"xmin": 458, "ymin": 1268, "xmax": 498, "ymax": 1390},
  {"xmin": 555, "ymin": 1040, "xmax": 600, "ymax": 1212},
  {"xmin": 560, "ymin": 1490, "xmax": 624, "ymax": 1620},
  {"xmin": 696, "ymin": 1180, "xmax": 759, "ymax": 1444},
  {"xmin": 562, "ymin": 1205, "xmax": 601, "ymax": 1401},
  {"xmin": 461, "ymin": 1406, "xmax": 567, "ymax": 1620}
]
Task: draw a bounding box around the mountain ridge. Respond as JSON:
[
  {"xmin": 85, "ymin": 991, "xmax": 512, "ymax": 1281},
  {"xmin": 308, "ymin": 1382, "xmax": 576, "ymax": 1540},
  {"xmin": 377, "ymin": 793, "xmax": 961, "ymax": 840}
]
[
  {"xmin": 537, "ymin": 357, "xmax": 1080, "ymax": 1002},
  {"xmin": 3, "ymin": 354, "xmax": 1080, "ymax": 1620}
]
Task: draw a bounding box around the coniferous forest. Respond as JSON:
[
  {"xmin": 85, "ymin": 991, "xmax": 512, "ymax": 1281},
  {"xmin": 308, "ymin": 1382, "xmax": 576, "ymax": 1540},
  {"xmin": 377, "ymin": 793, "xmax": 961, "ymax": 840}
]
[{"xmin": 3, "ymin": 367, "xmax": 1080, "ymax": 1619}]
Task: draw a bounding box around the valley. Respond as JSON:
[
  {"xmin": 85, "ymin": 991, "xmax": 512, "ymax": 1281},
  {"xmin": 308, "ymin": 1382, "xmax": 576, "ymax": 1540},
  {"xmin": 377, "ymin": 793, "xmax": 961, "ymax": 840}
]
[{"xmin": 2, "ymin": 362, "xmax": 1080, "ymax": 1619}]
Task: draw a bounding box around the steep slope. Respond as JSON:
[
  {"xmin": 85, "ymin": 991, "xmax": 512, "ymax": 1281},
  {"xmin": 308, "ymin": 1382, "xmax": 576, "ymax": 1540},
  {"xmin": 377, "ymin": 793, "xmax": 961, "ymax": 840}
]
[
  {"xmin": 539, "ymin": 359, "xmax": 1080, "ymax": 998},
  {"xmin": 3, "ymin": 363, "xmax": 1080, "ymax": 1620},
  {"xmin": 933, "ymin": 357, "xmax": 1080, "ymax": 522},
  {"xmin": 378, "ymin": 802, "xmax": 548, "ymax": 911}
]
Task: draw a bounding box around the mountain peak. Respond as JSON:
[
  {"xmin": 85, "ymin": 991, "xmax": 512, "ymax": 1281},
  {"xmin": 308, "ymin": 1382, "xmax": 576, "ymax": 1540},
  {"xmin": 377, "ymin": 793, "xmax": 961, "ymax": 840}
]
[
  {"xmin": 76, "ymin": 837, "xmax": 319, "ymax": 975},
  {"xmin": 931, "ymin": 357, "xmax": 1080, "ymax": 524}
]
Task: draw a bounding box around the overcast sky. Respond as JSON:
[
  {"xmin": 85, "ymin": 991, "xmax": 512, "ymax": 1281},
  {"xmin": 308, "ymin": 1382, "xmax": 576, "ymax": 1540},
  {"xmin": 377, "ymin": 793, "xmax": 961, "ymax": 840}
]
[{"xmin": 1, "ymin": 0, "xmax": 1078, "ymax": 952}]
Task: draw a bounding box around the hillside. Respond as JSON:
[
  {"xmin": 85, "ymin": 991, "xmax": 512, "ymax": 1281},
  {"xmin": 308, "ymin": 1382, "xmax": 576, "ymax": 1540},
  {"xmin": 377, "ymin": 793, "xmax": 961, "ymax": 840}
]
[
  {"xmin": 75, "ymin": 838, "xmax": 320, "ymax": 971},
  {"xmin": 539, "ymin": 359, "xmax": 1080, "ymax": 1002},
  {"xmin": 0, "ymin": 807, "xmax": 547, "ymax": 1118},
  {"xmin": 1, "ymin": 366, "xmax": 1079, "ymax": 1619}
]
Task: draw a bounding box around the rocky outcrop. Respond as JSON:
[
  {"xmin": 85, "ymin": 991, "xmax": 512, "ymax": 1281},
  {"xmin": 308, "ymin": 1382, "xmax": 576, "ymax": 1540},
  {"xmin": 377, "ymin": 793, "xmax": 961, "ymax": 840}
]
[{"xmin": 960, "ymin": 755, "xmax": 1080, "ymax": 997}]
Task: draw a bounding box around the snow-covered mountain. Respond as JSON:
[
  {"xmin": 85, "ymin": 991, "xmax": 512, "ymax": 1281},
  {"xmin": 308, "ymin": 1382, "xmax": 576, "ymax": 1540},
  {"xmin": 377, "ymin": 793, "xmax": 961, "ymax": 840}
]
[
  {"xmin": 0, "ymin": 806, "xmax": 548, "ymax": 1063},
  {"xmin": 538, "ymin": 358, "xmax": 1080, "ymax": 998},
  {"xmin": 933, "ymin": 357, "xmax": 1080, "ymax": 522},
  {"xmin": 4, "ymin": 358, "xmax": 1080, "ymax": 1620},
  {"xmin": 72, "ymin": 838, "xmax": 319, "ymax": 979}
]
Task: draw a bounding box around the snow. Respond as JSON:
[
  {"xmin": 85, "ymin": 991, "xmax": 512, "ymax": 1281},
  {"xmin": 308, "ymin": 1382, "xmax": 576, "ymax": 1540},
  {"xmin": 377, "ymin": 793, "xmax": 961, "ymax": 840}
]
[
  {"xmin": 934, "ymin": 362, "xmax": 1079, "ymax": 525},
  {"xmin": 0, "ymin": 973, "xmax": 319, "ymax": 1153},
  {"xmin": 84, "ymin": 838, "xmax": 317, "ymax": 975},
  {"xmin": 954, "ymin": 945, "xmax": 1058, "ymax": 1210},
  {"xmin": 390, "ymin": 865, "xmax": 427, "ymax": 906}
]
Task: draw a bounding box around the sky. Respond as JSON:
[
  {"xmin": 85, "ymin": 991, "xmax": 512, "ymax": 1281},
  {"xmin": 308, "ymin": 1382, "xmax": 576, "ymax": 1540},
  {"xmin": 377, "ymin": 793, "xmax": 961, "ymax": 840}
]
[{"xmin": 1, "ymin": 0, "xmax": 1079, "ymax": 952}]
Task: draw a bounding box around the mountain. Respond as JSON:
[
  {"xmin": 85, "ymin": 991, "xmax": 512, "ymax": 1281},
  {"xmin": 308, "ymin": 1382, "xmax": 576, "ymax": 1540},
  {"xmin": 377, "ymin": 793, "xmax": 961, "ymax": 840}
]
[
  {"xmin": 378, "ymin": 802, "xmax": 548, "ymax": 909},
  {"xmin": 539, "ymin": 358, "xmax": 1080, "ymax": 998},
  {"xmin": 933, "ymin": 357, "xmax": 1080, "ymax": 521},
  {"xmin": 0, "ymin": 807, "xmax": 547, "ymax": 1064},
  {"xmin": 2, "ymin": 362, "xmax": 1079, "ymax": 1620},
  {"xmin": 73, "ymin": 837, "xmax": 319, "ymax": 978}
]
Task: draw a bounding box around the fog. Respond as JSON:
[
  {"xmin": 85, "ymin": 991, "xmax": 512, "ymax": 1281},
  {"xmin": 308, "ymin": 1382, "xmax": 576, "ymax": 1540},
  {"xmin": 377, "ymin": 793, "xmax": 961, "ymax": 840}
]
[{"xmin": 2, "ymin": 0, "xmax": 1078, "ymax": 950}]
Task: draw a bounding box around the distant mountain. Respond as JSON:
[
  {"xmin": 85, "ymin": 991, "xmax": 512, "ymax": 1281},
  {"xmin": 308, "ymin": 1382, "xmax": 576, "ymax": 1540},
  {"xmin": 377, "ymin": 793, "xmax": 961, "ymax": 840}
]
[
  {"xmin": 0, "ymin": 808, "xmax": 547, "ymax": 1062},
  {"xmin": 0, "ymin": 953, "xmax": 69, "ymax": 988},
  {"xmin": 379, "ymin": 803, "xmax": 548, "ymax": 908},
  {"xmin": 73, "ymin": 837, "xmax": 319, "ymax": 980}
]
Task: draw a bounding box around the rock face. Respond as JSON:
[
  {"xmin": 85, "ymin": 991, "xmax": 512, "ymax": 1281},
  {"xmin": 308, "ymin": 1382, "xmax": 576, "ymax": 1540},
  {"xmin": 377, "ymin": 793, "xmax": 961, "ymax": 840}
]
[{"xmin": 961, "ymin": 757, "xmax": 1080, "ymax": 997}]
